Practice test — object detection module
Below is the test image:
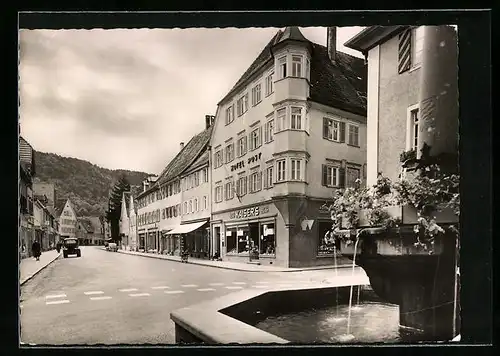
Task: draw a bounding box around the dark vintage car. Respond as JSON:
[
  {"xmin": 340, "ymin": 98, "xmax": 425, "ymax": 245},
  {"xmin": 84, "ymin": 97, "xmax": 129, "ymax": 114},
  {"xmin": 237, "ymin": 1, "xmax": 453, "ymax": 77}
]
[{"xmin": 62, "ymin": 238, "xmax": 81, "ymax": 258}]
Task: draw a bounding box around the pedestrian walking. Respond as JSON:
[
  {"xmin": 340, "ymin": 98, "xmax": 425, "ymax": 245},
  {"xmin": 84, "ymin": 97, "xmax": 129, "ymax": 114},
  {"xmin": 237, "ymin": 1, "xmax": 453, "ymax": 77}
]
[{"xmin": 32, "ymin": 240, "xmax": 41, "ymax": 261}]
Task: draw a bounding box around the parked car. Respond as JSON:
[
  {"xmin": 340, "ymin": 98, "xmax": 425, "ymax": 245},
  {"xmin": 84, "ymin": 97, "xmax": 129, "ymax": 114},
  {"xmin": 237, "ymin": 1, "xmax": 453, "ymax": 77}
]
[
  {"xmin": 62, "ymin": 238, "xmax": 81, "ymax": 258},
  {"xmin": 107, "ymin": 242, "xmax": 118, "ymax": 252}
]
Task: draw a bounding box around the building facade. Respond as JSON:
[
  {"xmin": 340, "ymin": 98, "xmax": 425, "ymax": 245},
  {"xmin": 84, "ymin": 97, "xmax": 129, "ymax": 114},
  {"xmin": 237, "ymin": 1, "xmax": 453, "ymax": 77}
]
[
  {"xmin": 119, "ymin": 191, "xmax": 131, "ymax": 249},
  {"xmin": 210, "ymin": 27, "xmax": 368, "ymax": 268},
  {"xmin": 127, "ymin": 194, "xmax": 138, "ymax": 251},
  {"xmin": 33, "ymin": 195, "xmax": 58, "ymax": 251},
  {"xmin": 136, "ymin": 117, "xmax": 213, "ymax": 256},
  {"xmin": 344, "ymin": 25, "xmax": 458, "ymax": 184},
  {"xmin": 56, "ymin": 199, "xmax": 78, "ymax": 240},
  {"xmin": 19, "ymin": 136, "xmax": 36, "ymax": 258}
]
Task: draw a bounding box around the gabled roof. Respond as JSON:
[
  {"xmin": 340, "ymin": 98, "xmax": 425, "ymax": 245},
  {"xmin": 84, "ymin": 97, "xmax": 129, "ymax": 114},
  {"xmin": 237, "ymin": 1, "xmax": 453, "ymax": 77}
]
[
  {"xmin": 53, "ymin": 199, "xmax": 68, "ymax": 218},
  {"xmin": 78, "ymin": 218, "xmax": 94, "ymax": 233},
  {"xmin": 155, "ymin": 126, "xmax": 213, "ymax": 187},
  {"xmin": 218, "ymin": 27, "xmax": 367, "ymax": 116},
  {"xmin": 86, "ymin": 216, "xmax": 102, "ymax": 233},
  {"xmin": 183, "ymin": 150, "xmax": 209, "ymax": 175}
]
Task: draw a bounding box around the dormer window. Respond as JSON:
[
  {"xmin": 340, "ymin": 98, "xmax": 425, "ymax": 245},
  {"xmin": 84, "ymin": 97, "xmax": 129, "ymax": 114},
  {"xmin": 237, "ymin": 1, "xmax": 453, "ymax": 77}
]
[
  {"xmin": 278, "ymin": 56, "xmax": 287, "ymax": 79},
  {"xmin": 291, "ymin": 55, "xmax": 303, "ymax": 77}
]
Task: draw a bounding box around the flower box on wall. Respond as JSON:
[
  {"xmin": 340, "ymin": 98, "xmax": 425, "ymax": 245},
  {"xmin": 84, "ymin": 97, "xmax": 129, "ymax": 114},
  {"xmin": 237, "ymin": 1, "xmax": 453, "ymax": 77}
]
[{"xmin": 341, "ymin": 205, "xmax": 458, "ymax": 229}]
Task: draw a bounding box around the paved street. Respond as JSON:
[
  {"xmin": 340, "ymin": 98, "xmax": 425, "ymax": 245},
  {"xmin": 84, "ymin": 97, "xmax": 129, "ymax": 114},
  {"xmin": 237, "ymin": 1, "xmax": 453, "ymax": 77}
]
[{"xmin": 20, "ymin": 246, "xmax": 367, "ymax": 345}]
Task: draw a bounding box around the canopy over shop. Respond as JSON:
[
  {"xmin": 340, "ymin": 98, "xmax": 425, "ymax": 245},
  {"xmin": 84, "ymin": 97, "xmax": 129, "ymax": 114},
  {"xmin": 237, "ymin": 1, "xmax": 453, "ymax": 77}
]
[{"xmin": 165, "ymin": 220, "xmax": 210, "ymax": 258}]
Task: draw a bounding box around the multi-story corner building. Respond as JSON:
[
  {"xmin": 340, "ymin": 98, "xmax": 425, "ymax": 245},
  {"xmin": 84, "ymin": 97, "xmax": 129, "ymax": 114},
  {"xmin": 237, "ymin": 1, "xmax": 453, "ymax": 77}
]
[
  {"xmin": 210, "ymin": 27, "xmax": 368, "ymax": 268},
  {"xmin": 19, "ymin": 136, "xmax": 36, "ymax": 257},
  {"xmin": 54, "ymin": 199, "xmax": 78, "ymax": 241},
  {"xmin": 344, "ymin": 25, "xmax": 458, "ymax": 184},
  {"xmin": 135, "ymin": 116, "xmax": 213, "ymax": 257}
]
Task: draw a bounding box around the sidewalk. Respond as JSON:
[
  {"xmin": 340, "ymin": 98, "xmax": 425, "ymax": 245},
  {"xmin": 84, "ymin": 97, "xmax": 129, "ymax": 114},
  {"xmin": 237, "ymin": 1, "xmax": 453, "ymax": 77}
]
[
  {"xmin": 111, "ymin": 248, "xmax": 353, "ymax": 272},
  {"xmin": 20, "ymin": 249, "xmax": 61, "ymax": 286}
]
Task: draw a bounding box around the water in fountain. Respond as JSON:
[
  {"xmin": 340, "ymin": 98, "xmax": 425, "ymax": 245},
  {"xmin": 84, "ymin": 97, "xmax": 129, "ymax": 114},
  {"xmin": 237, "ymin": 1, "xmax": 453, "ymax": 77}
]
[
  {"xmin": 331, "ymin": 245, "xmax": 346, "ymax": 323},
  {"xmin": 338, "ymin": 233, "xmax": 362, "ymax": 342}
]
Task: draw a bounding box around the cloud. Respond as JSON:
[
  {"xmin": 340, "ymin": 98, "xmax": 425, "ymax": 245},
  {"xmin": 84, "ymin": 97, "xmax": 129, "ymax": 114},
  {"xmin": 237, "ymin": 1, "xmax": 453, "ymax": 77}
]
[{"xmin": 19, "ymin": 27, "xmax": 364, "ymax": 173}]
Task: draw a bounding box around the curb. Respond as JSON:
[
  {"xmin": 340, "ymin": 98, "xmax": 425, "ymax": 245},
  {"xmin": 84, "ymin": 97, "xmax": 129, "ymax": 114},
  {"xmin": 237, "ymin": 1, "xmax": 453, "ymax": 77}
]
[
  {"xmin": 20, "ymin": 252, "xmax": 61, "ymax": 286},
  {"xmin": 112, "ymin": 249, "xmax": 354, "ymax": 273}
]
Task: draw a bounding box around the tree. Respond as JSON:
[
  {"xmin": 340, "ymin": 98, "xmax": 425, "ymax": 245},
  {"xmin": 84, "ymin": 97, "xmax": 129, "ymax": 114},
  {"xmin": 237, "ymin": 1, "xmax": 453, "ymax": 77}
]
[{"xmin": 105, "ymin": 175, "xmax": 130, "ymax": 243}]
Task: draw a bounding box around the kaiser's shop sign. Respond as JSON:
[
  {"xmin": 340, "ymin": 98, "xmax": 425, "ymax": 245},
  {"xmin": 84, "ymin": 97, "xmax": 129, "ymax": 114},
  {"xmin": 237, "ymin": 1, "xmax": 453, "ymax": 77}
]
[{"xmin": 230, "ymin": 205, "xmax": 269, "ymax": 219}]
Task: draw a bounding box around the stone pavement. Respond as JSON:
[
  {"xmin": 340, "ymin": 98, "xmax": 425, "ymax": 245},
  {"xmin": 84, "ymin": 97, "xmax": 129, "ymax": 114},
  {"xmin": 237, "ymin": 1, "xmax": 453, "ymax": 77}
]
[
  {"xmin": 111, "ymin": 248, "xmax": 353, "ymax": 272},
  {"xmin": 20, "ymin": 249, "xmax": 61, "ymax": 286}
]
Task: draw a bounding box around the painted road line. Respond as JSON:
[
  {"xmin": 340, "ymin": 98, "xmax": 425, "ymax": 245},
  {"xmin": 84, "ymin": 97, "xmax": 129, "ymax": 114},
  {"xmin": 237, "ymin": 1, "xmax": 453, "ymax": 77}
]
[
  {"xmin": 129, "ymin": 293, "xmax": 151, "ymax": 297},
  {"xmin": 197, "ymin": 288, "xmax": 215, "ymax": 292},
  {"xmin": 165, "ymin": 290, "xmax": 184, "ymax": 294},
  {"xmin": 90, "ymin": 296, "xmax": 112, "ymax": 301},
  {"xmin": 119, "ymin": 288, "xmax": 138, "ymax": 292},
  {"xmin": 151, "ymin": 286, "xmax": 169, "ymax": 290},
  {"xmin": 209, "ymin": 283, "xmax": 224, "ymax": 286},
  {"xmin": 256, "ymin": 281, "xmax": 270, "ymax": 284},
  {"xmin": 225, "ymin": 286, "xmax": 243, "ymax": 290},
  {"xmin": 252, "ymin": 285, "xmax": 270, "ymax": 289},
  {"xmin": 84, "ymin": 291, "xmax": 104, "ymax": 295},
  {"xmin": 278, "ymin": 284, "xmax": 293, "ymax": 287},
  {"xmin": 181, "ymin": 284, "xmax": 198, "ymax": 288},
  {"xmin": 46, "ymin": 300, "xmax": 70, "ymax": 305},
  {"xmin": 232, "ymin": 282, "xmax": 247, "ymax": 285},
  {"xmin": 45, "ymin": 294, "xmax": 67, "ymax": 299}
]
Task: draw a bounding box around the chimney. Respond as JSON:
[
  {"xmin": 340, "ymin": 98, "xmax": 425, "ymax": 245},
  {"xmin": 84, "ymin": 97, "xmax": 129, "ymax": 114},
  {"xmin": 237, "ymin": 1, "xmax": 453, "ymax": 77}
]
[
  {"xmin": 180, "ymin": 142, "xmax": 185, "ymax": 151},
  {"xmin": 327, "ymin": 27, "xmax": 337, "ymax": 63},
  {"xmin": 205, "ymin": 115, "xmax": 215, "ymax": 129}
]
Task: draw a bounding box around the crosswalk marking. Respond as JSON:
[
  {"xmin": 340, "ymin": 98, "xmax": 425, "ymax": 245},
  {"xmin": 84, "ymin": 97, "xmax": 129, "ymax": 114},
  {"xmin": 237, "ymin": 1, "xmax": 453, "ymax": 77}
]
[
  {"xmin": 45, "ymin": 294, "xmax": 67, "ymax": 299},
  {"xmin": 181, "ymin": 284, "xmax": 198, "ymax": 288},
  {"xmin": 129, "ymin": 293, "xmax": 150, "ymax": 297},
  {"xmin": 46, "ymin": 300, "xmax": 70, "ymax": 305},
  {"xmin": 209, "ymin": 283, "xmax": 224, "ymax": 286},
  {"xmin": 252, "ymin": 285, "xmax": 270, "ymax": 289},
  {"xmin": 197, "ymin": 288, "xmax": 215, "ymax": 292},
  {"xmin": 119, "ymin": 288, "xmax": 138, "ymax": 292},
  {"xmin": 225, "ymin": 286, "xmax": 243, "ymax": 290},
  {"xmin": 165, "ymin": 290, "xmax": 184, "ymax": 294},
  {"xmin": 151, "ymin": 286, "xmax": 169, "ymax": 290},
  {"xmin": 84, "ymin": 291, "xmax": 104, "ymax": 295},
  {"xmin": 256, "ymin": 281, "xmax": 270, "ymax": 284},
  {"xmin": 90, "ymin": 296, "xmax": 112, "ymax": 301},
  {"xmin": 232, "ymin": 282, "xmax": 246, "ymax": 285}
]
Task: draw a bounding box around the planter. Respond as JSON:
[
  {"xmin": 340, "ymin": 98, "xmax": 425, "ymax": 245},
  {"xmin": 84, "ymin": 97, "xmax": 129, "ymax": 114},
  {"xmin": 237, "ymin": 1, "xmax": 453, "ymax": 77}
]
[{"xmin": 341, "ymin": 205, "xmax": 458, "ymax": 229}]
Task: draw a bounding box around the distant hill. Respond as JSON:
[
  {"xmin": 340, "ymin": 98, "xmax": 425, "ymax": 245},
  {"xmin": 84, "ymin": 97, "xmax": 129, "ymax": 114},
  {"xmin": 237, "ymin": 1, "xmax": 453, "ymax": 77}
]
[{"xmin": 33, "ymin": 151, "xmax": 152, "ymax": 217}]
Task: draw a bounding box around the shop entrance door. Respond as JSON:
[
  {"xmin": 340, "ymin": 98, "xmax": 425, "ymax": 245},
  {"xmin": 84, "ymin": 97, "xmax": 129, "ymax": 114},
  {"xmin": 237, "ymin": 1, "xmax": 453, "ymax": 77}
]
[{"xmin": 249, "ymin": 222, "xmax": 260, "ymax": 260}]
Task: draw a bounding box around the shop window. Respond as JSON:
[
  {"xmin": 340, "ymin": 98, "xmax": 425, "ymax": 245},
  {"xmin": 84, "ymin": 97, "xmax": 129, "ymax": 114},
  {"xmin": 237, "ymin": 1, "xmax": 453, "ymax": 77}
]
[
  {"xmin": 259, "ymin": 222, "xmax": 276, "ymax": 255},
  {"xmin": 237, "ymin": 225, "xmax": 250, "ymax": 254},
  {"xmin": 225, "ymin": 226, "xmax": 237, "ymax": 254},
  {"xmin": 317, "ymin": 221, "xmax": 340, "ymax": 256}
]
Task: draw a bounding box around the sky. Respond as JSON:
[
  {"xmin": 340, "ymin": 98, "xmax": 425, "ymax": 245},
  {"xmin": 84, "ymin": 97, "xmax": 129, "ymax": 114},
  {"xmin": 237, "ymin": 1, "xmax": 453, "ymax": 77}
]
[{"xmin": 19, "ymin": 26, "xmax": 365, "ymax": 174}]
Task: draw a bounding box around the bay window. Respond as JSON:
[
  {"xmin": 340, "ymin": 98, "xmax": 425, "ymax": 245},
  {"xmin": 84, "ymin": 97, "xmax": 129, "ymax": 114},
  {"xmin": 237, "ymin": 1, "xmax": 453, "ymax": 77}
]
[
  {"xmin": 278, "ymin": 56, "xmax": 287, "ymax": 79},
  {"xmin": 291, "ymin": 55, "xmax": 302, "ymax": 77},
  {"xmin": 276, "ymin": 108, "xmax": 286, "ymax": 132},
  {"xmin": 290, "ymin": 107, "xmax": 302, "ymax": 130},
  {"xmin": 276, "ymin": 159, "xmax": 286, "ymax": 182},
  {"xmin": 290, "ymin": 159, "xmax": 302, "ymax": 180}
]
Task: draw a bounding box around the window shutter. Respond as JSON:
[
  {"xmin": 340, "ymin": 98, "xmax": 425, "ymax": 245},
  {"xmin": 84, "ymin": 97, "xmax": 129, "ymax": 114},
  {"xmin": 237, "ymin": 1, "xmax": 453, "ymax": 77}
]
[
  {"xmin": 259, "ymin": 127, "xmax": 263, "ymax": 147},
  {"xmin": 339, "ymin": 122, "xmax": 346, "ymax": 143},
  {"xmin": 259, "ymin": 171, "xmax": 263, "ymax": 190},
  {"xmin": 323, "ymin": 118, "xmax": 328, "ymax": 139},
  {"xmin": 338, "ymin": 168, "xmax": 346, "ymax": 188},
  {"xmin": 322, "ymin": 165, "xmax": 327, "ymax": 186},
  {"xmin": 398, "ymin": 28, "xmax": 412, "ymax": 74}
]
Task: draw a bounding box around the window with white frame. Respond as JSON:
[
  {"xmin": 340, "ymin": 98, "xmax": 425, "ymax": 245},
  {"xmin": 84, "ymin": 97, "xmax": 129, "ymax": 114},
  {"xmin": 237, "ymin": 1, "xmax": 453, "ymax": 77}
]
[
  {"xmin": 411, "ymin": 26, "xmax": 425, "ymax": 68},
  {"xmin": 265, "ymin": 71, "xmax": 274, "ymax": 96},
  {"xmin": 322, "ymin": 165, "xmax": 340, "ymax": 187},
  {"xmin": 237, "ymin": 93, "xmax": 248, "ymax": 116},
  {"xmin": 214, "ymin": 150, "xmax": 223, "ymax": 168},
  {"xmin": 265, "ymin": 165, "xmax": 273, "ymax": 188},
  {"xmin": 249, "ymin": 126, "xmax": 262, "ymax": 151},
  {"xmin": 203, "ymin": 167, "xmax": 208, "ymax": 183},
  {"xmin": 276, "ymin": 159, "xmax": 286, "ymax": 182},
  {"xmin": 278, "ymin": 56, "xmax": 287, "ymax": 79},
  {"xmin": 236, "ymin": 174, "xmax": 247, "ymax": 197},
  {"xmin": 226, "ymin": 105, "xmax": 234, "ymax": 125},
  {"xmin": 276, "ymin": 108, "xmax": 286, "ymax": 132},
  {"xmin": 290, "ymin": 159, "xmax": 302, "ymax": 180},
  {"xmin": 225, "ymin": 142, "xmax": 235, "ymax": 163},
  {"xmin": 348, "ymin": 124, "xmax": 360, "ymax": 146},
  {"xmin": 291, "ymin": 107, "xmax": 302, "ymax": 130},
  {"xmin": 237, "ymin": 135, "xmax": 247, "ymax": 157},
  {"xmin": 323, "ymin": 118, "xmax": 345, "ymax": 142},
  {"xmin": 225, "ymin": 180, "xmax": 234, "ymax": 200},
  {"xmin": 249, "ymin": 170, "xmax": 262, "ymax": 193},
  {"xmin": 251, "ymin": 83, "xmax": 262, "ymax": 106},
  {"xmin": 194, "ymin": 171, "xmax": 200, "ymax": 186},
  {"xmin": 306, "ymin": 58, "xmax": 310, "ymax": 80},
  {"xmin": 264, "ymin": 119, "xmax": 274, "ymax": 143},
  {"xmin": 215, "ymin": 183, "xmax": 223, "ymax": 203},
  {"xmin": 291, "ymin": 55, "xmax": 303, "ymax": 77}
]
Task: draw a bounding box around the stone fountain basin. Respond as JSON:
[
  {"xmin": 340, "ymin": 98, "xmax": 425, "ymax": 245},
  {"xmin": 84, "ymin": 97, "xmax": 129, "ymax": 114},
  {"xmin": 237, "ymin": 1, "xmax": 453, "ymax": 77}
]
[{"xmin": 170, "ymin": 274, "xmax": 374, "ymax": 345}]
